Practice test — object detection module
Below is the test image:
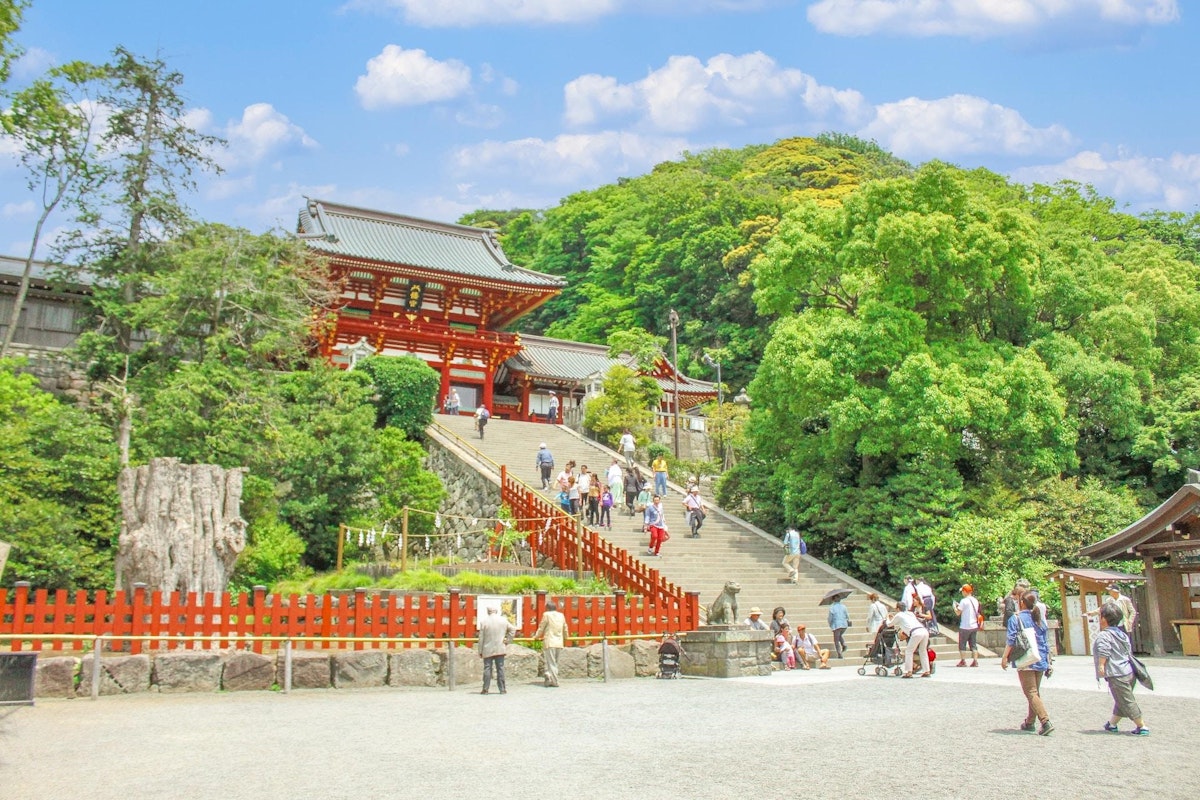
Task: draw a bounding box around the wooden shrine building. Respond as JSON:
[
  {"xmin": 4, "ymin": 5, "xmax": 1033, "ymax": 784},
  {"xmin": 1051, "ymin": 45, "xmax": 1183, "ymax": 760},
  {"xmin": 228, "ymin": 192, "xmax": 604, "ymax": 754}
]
[
  {"xmin": 1080, "ymin": 468, "xmax": 1200, "ymax": 656},
  {"xmin": 298, "ymin": 200, "xmax": 717, "ymax": 421},
  {"xmin": 298, "ymin": 199, "xmax": 565, "ymax": 414}
]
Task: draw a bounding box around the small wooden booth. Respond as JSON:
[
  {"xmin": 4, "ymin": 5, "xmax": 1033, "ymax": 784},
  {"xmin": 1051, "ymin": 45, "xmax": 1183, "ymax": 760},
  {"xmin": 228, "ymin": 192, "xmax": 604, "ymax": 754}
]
[
  {"xmin": 1049, "ymin": 568, "xmax": 1143, "ymax": 656},
  {"xmin": 1080, "ymin": 469, "xmax": 1200, "ymax": 655}
]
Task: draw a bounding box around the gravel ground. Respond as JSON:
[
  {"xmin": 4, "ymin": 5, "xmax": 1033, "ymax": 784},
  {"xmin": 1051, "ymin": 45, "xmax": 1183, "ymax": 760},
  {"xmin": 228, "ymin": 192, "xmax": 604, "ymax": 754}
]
[{"xmin": 1, "ymin": 655, "xmax": 1196, "ymax": 800}]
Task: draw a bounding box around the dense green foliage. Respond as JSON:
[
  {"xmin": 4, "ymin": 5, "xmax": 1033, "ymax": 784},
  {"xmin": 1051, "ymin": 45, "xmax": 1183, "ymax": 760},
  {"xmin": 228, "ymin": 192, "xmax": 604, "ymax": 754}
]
[
  {"xmin": 492, "ymin": 137, "xmax": 912, "ymax": 393},
  {"xmin": 582, "ymin": 363, "xmax": 659, "ymax": 449},
  {"xmin": 0, "ymin": 361, "xmax": 119, "ymax": 587},
  {"xmin": 357, "ymin": 354, "xmax": 441, "ymax": 439},
  {"xmin": 471, "ymin": 138, "xmax": 1200, "ymax": 613}
]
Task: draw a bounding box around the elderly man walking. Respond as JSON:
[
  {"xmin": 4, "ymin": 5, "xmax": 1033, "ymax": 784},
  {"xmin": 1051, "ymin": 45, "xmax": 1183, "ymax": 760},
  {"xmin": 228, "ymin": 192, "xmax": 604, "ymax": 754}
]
[
  {"xmin": 534, "ymin": 600, "xmax": 569, "ymax": 688},
  {"xmin": 477, "ymin": 606, "xmax": 516, "ymax": 695}
]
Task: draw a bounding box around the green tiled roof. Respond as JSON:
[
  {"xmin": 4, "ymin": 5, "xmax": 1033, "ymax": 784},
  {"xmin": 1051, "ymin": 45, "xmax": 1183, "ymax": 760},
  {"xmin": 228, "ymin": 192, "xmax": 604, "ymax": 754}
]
[
  {"xmin": 508, "ymin": 334, "xmax": 716, "ymax": 394},
  {"xmin": 509, "ymin": 335, "xmax": 631, "ymax": 381},
  {"xmin": 298, "ymin": 199, "xmax": 564, "ymax": 288}
]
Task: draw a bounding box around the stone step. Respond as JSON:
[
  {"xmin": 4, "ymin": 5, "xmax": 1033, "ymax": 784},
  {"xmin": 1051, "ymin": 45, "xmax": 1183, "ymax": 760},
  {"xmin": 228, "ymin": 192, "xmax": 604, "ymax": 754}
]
[{"xmin": 429, "ymin": 415, "xmax": 978, "ymax": 655}]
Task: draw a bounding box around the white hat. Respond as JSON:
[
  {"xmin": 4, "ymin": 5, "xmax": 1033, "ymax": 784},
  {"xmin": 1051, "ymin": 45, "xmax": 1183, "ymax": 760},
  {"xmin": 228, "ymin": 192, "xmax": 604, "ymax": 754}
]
[
  {"xmin": 539, "ymin": 443, "xmax": 547, "ymax": 448},
  {"xmin": 549, "ymin": 391, "xmax": 556, "ymax": 395}
]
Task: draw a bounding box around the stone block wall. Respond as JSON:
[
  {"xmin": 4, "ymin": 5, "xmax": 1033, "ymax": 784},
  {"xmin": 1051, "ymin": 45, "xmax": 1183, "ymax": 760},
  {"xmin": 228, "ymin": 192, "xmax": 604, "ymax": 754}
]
[{"xmin": 29, "ymin": 640, "xmax": 660, "ymax": 698}]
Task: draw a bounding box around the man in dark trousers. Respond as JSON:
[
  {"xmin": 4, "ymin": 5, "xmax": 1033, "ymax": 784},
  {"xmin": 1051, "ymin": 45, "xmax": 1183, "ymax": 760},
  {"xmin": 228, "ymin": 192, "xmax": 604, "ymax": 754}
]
[{"xmin": 477, "ymin": 606, "xmax": 516, "ymax": 694}]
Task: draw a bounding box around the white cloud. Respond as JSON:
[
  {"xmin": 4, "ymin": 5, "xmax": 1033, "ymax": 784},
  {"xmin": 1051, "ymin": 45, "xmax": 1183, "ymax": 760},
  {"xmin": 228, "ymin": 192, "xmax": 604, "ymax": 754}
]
[
  {"xmin": 564, "ymin": 52, "xmax": 871, "ymax": 133},
  {"xmin": 807, "ymin": 0, "xmax": 1180, "ymax": 38},
  {"xmin": 345, "ymin": 0, "xmax": 620, "ymax": 27},
  {"xmin": 859, "ymin": 94, "xmax": 1075, "ymax": 159},
  {"xmin": 453, "ymin": 131, "xmax": 692, "ymax": 186},
  {"xmin": 479, "ymin": 63, "xmax": 519, "ymax": 96},
  {"xmin": 355, "ymin": 45, "xmax": 472, "ymax": 109},
  {"xmin": 12, "ymin": 47, "xmax": 56, "ymax": 80},
  {"xmin": 1011, "ymin": 150, "xmax": 1200, "ymax": 212},
  {"xmin": 3, "ymin": 200, "xmax": 35, "ymax": 217},
  {"xmin": 221, "ymin": 103, "xmax": 317, "ymax": 168},
  {"xmin": 236, "ymin": 182, "xmax": 339, "ymax": 232}
]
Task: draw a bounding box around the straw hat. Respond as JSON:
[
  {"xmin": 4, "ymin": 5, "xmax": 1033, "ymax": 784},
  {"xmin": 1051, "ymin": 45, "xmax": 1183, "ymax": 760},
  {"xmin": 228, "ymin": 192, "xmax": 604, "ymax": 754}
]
[{"xmin": 748, "ymin": 607, "xmax": 763, "ymax": 616}]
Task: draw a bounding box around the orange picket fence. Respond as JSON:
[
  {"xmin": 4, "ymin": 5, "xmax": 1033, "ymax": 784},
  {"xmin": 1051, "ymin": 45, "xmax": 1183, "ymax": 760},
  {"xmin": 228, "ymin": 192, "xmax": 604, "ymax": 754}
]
[
  {"xmin": 0, "ymin": 464, "xmax": 701, "ymax": 654},
  {"xmin": 0, "ymin": 583, "xmax": 698, "ymax": 654}
]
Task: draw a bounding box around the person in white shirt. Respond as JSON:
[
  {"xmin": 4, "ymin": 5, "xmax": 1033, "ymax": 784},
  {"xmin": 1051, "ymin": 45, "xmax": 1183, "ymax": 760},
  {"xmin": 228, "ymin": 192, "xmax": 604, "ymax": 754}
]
[
  {"xmin": 915, "ymin": 577, "xmax": 938, "ymax": 634},
  {"xmin": 682, "ymin": 486, "xmax": 706, "ymax": 537},
  {"xmin": 901, "ymin": 576, "xmax": 919, "ymax": 612},
  {"xmin": 792, "ymin": 624, "xmax": 831, "ymax": 670},
  {"xmin": 865, "ymin": 592, "xmax": 889, "ymax": 636},
  {"xmin": 889, "ymin": 601, "xmax": 931, "ymax": 678},
  {"xmin": 953, "ymin": 584, "xmax": 981, "ymax": 667},
  {"xmin": 643, "ymin": 495, "xmax": 668, "ymax": 557},
  {"xmin": 619, "ymin": 429, "xmax": 637, "ymax": 468}
]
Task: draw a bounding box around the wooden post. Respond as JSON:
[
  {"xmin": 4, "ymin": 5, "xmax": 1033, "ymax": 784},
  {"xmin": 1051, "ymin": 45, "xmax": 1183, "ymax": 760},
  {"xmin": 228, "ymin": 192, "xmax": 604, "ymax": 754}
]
[
  {"xmin": 401, "ymin": 508, "xmax": 409, "ymax": 573},
  {"xmin": 1143, "ymin": 554, "xmax": 1166, "ymax": 656},
  {"xmin": 336, "ymin": 523, "xmax": 346, "ymax": 572},
  {"xmin": 1057, "ymin": 576, "xmax": 1071, "ymax": 655},
  {"xmin": 575, "ymin": 515, "xmax": 584, "ymax": 582}
]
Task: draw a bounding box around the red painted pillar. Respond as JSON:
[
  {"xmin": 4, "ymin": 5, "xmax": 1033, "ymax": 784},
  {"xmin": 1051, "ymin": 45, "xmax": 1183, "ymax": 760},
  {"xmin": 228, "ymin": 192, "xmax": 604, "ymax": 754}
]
[
  {"xmin": 438, "ymin": 364, "xmax": 451, "ymax": 413},
  {"xmin": 482, "ymin": 366, "xmax": 495, "ymax": 411}
]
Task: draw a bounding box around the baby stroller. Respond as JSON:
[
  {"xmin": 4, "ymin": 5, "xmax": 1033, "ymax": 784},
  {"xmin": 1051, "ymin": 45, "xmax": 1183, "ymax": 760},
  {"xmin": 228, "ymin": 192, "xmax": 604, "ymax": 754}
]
[
  {"xmin": 858, "ymin": 624, "xmax": 905, "ymax": 677},
  {"xmin": 657, "ymin": 634, "xmax": 684, "ymax": 679}
]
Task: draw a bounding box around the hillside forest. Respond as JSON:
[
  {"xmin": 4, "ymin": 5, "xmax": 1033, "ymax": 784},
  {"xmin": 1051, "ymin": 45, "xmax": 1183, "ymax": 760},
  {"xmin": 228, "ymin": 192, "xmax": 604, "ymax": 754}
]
[{"xmin": 4, "ymin": 7, "xmax": 1200, "ymax": 611}]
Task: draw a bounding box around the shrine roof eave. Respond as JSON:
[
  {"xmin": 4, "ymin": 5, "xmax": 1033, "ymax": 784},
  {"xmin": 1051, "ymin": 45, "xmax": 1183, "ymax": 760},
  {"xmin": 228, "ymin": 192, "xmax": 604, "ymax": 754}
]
[
  {"xmin": 327, "ymin": 252, "xmax": 564, "ymax": 294},
  {"xmin": 1049, "ymin": 568, "xmax": 1145, "ymax": 589},
  {"xmin": 300, "ymin": 199, "xmax": 565, "ymax": 289},
  {"xmin": 1079, "ymin": 482, "xmax": 1200, "ymax": 561}
]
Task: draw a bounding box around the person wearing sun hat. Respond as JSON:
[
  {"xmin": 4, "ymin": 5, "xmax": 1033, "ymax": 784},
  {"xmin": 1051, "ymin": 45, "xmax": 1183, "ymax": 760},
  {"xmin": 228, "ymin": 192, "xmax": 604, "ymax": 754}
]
[
  {"xmin": 744, "ymin": 607, "xmax": 768, "ymax": 630},
  {"xmin": 953, "ymin": 584, "xmax": 981, "ymax": 667}
]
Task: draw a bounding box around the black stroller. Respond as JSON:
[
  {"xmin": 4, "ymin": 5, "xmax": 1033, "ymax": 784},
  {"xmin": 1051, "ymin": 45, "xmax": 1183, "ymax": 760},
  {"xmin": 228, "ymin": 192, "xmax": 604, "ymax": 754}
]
[
  {"xmin": 857, "ymin": 624, "xmax": 905, "ymax": 677},
  {"xmin": 657, "ymin": 634, "xmax": 684, "ymax": 679}
]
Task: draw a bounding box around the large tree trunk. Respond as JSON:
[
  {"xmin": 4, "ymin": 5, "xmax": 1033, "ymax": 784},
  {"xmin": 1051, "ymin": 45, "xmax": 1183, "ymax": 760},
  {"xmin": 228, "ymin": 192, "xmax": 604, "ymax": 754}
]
[{"xmin": 116, "ymin": 458, "xmax": 247, "ymax": 594}]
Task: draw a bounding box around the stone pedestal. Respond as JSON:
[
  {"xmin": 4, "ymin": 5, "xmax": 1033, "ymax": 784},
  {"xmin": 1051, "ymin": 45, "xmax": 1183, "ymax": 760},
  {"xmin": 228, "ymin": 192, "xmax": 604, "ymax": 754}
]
[{"xmin": 681, "ymin": 626, "xmax": 773, "ymax": 678}]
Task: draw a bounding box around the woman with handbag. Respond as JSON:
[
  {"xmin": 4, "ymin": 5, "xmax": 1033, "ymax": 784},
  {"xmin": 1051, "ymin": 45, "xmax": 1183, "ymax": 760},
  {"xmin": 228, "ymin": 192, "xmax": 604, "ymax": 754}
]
[
  {"xmin": 1094, "ymin": 603, "xmax": 1150, "ymax": 735},
  {"xmin": 1001, "ymin": 591, "xmax": 1054, "ymax": 735}
]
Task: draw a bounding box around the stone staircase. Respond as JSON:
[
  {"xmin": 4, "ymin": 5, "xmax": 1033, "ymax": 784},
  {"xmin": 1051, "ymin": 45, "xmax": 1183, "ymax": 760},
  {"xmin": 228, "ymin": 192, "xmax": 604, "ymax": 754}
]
[{"xmin": 430, "ymin": 414, "xmax": 969, "ymax": 660}]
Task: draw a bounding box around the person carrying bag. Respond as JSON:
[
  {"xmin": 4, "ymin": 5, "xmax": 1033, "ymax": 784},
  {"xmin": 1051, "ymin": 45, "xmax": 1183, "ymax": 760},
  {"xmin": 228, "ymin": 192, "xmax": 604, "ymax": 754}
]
[{"xmin": 1001, "ymin": 590, "xmax": 1054, "ymax": 736}]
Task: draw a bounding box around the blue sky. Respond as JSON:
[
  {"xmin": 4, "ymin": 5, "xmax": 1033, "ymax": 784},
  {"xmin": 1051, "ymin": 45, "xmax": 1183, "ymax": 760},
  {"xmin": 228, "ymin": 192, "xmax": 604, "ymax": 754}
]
[{"xmin": 1, "ymin": 1, "xmax": 1195, "ymax": 258}]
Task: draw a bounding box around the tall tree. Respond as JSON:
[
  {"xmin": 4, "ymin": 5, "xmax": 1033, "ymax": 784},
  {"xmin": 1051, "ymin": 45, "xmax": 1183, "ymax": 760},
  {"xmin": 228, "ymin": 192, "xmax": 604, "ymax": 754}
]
[
  {"xmin": 0, "ymin": 61, "xmax": 108, "ymax": 357},
  {"xmin": 61, "ymin": 46, "xmax": 224, "ymax": 359},
  {"xmin": 0, "ymin": 0, "xmax": 26, "ymax": 87}
]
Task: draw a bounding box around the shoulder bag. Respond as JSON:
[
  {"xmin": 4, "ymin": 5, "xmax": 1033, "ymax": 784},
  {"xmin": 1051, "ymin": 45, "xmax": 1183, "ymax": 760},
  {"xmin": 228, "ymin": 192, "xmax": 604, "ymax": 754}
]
[{"xmin": 1010, "ymin": 613, "xmax": 1039, "ymax": 669}]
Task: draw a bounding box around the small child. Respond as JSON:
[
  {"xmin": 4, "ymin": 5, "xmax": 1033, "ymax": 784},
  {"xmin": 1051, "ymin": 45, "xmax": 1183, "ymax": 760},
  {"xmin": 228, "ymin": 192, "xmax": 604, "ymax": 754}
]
[
  {"xmin": 599, "ymin": 488, "xmax": 614, "ymax": 529},
  {"xmin": 775, "ymin": 623, "xmax": 796, "ymax": 669}
]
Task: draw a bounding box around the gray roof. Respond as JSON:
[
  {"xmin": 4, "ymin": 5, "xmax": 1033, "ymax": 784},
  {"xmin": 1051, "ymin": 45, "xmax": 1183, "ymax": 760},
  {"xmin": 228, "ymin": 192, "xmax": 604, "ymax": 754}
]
[
  {"xmin": 508, "ymin": 333, "xmax": 717, "ymax": 394},
  {"xmin": 298, "ymin": 200, "xmax": 564, "ymax": 289},
  {"xmin": 0, "ymin": 255, "xmax": 58, "ymax": 285},
  {"xmin": 509, "ymin": 334, "xmax": 633, "ymax": 381}
]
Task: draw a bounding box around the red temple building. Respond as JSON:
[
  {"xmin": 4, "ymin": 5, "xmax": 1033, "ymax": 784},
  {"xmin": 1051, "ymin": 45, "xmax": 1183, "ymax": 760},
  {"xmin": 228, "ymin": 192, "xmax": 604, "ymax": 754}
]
[{"xmin": 298, "ymin": 199, "xmax": 716, "ymax": 421}]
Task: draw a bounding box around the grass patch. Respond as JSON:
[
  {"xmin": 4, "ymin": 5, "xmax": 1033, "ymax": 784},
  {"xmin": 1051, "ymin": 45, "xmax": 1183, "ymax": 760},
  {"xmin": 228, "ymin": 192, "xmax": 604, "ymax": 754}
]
[{"xmin": 271, "ymin": 569, "xmax": 612, "ymax": 596}]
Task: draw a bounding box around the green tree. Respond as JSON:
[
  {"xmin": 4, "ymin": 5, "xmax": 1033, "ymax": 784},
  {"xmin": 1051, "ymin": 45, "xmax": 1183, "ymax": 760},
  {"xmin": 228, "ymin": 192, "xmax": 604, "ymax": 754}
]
[
  {"xmin": 0, "ymin": 360, "xmax": 119, "ymax": 588},
  {"xmin": 0, "ymin": 60, "xmax": 108, "ymax": 357},
  {"xmin": 0, "ymin": 0, "xmax": 26, "ymax": 86},
  {"xmin": 583, "ymin": 364, "xmax": 659, "ymax": 448},
  {"xmin": 357, "ymin": 355, "xmax": 441, "ymax": 439},
  {"xmin": 60, "ymin": 46, "xmax": 224, "ymax": 359}
]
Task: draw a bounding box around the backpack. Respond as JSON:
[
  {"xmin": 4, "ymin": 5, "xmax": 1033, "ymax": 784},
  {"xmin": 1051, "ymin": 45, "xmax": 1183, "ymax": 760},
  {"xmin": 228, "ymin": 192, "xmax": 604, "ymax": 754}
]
[{"xmin": 479, "ymin": 408, "xmax": 490, "ymax": 421}]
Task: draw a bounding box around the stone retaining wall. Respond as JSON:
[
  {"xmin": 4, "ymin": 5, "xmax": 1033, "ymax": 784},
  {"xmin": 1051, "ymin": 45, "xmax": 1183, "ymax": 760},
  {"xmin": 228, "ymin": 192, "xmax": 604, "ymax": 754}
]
[{"xmin": 31, "ymin": 640, "xmax": 657, "ymax": 698}]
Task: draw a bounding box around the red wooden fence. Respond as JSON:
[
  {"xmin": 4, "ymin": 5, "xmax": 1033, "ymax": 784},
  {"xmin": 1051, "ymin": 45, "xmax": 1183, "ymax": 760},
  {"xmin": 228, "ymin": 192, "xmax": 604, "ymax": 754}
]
[
  {"xmin": 0, "ymin": 583, "xmax": 699, "ymax": 654},
  {"xmin": 500, "ymin": 465, "xmax": 699, "ymax": 624}
]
